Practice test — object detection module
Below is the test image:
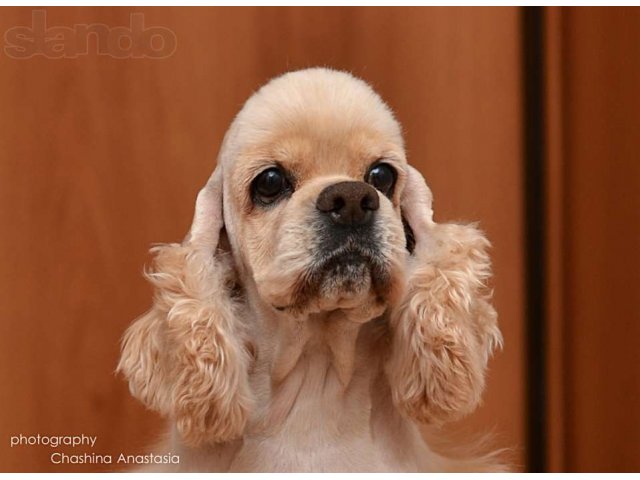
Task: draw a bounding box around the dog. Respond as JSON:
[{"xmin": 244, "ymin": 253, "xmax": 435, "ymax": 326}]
[{"xmin": 117, "ymin": 68, "xmax": 503, "ymax": 472}]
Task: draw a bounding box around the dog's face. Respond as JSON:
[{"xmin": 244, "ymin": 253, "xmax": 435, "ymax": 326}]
[{"xmin": 219, "ymin": 70, "xmax": 410, "ymax": 319}]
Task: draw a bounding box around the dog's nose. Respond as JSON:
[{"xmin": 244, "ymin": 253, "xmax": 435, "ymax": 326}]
[{"xmin": 316, "ymin": 181, "xmax": 380, "ymax": 226}]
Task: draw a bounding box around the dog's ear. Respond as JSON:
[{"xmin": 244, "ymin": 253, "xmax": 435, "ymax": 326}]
[
  {"xmin": 387, "ymin": 166, "xmax": 502, "ymax": 424},
  {"xmin": 117, "ymin": 166, "xmax": 253, "ymax": 446}
]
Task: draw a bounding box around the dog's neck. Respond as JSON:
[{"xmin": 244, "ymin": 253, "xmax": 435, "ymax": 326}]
[
  {"xmin": 269, "ymin": 309, "xmax": 374, "ymax": 387},
  {"xmin": 238, "ymin": 268, "xmax": 386, "ymax": 383},
  {"xmin": 240, "ymin": 280, "xmax": 385, "ymax": 416},
  {"xmin": 242, "ymin": 284, "xmax": 391, "ymax": 434}
]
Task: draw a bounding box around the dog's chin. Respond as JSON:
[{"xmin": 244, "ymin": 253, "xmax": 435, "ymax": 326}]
[
  {"xmin": 317, "ymin": 252, "xmax": 374, "ymax": 304},
  {"xmin": 272, "ymin": 249, "xmax": 390, "ymax": 320}
]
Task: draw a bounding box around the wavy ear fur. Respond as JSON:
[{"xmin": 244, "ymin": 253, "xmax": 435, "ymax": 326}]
[
  {"xmin": 117, "ymin": 167, "xmax": 253, "ymax": 446},
  {"xmin": 387, "ymin": 166, "xmax": 502, "ymax": 425}
]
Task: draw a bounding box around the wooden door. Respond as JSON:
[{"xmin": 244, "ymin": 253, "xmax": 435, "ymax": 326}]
[
  {"xmin": 0, "ymin": 7, "xmax": 525, "ymax": 472},
  {"xmin": 544, "ymin": 7, "xmax": 640, "ymax": 472}
]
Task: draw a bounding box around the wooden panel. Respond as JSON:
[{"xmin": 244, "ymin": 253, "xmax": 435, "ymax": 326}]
[
  {"xmin": 561, "ymin": 7, "xmax": 640, "ymax": 472},
  {"xmin": 544, "ymin": 6, "xmax": 568, "ymax": 473},
  {"xmin": 0, "ymin": 7, "xmax": 525, "ymax": 471},
  {"xmin": 345, "ymin": 7, "xmax": 525, "ymax": 468}
]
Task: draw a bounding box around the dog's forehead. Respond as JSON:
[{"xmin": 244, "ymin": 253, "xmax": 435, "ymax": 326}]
[
  {"xmin": 246, "ymin": 126, "xmax": 404, "ymax": 180},
  {"xmin": 219, "ymin": 68, "xmax": 405, "ymax": 177}
]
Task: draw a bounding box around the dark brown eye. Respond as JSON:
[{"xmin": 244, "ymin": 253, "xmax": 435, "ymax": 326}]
[
  {"xmin": 252, "ymin": 167, "xmax": 291, "ymax": 205},
  {"xmin": 366, "ymin": 163, "xmax": 396, "ymax": 197}
]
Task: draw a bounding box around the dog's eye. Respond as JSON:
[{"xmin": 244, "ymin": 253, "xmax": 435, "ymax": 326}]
[
  {"xmin": 366, "ymin": 163, "xmax": 396, "ymax": 197},
  {"xmin": 252, "ymin": 167, "xmax": 291, "ymax": 205}
]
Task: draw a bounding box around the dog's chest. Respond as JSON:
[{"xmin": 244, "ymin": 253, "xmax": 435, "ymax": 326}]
[{"xmin": 224, "ymin": 353, "xmax": 431, "ymax": 472}]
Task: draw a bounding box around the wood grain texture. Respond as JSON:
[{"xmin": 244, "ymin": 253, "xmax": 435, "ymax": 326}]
[
  {"xmin": 557, "ymin": 7, "xmax": 640, "ymax": 472},
  {"xmin": 0, "ymin": 7, "xmax": 525, "ymax": 471}
]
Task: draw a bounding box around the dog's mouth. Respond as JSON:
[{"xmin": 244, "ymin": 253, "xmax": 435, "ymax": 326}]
[
  {"xmin": 267, "ymin": 216, "xmax": 406, "ymax": 315},
  {"xmin": 284, "ymin": 243, "xmax": 390, "ymax": 309},
  {"xmin": 273, "ymin": 245, "xmax": 388, "ymax": 312},
  {"xmin": 315, "ymin": 249, "xmax": 375, "ymax": 292}
]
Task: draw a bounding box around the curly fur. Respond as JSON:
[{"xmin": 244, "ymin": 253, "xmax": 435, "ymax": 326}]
[
  {"xmin": 118, "ymin": 175, "xmax": 254, "ymax": 446},
  {"xmin": 387, "ymin": 222, "xmax": 502, "ymax": 424}
]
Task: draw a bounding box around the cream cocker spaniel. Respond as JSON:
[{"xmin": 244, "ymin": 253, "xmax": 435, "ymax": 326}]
[{"xmin": 118, "ymin": 68, "xmax": 503, "ymax": 472}]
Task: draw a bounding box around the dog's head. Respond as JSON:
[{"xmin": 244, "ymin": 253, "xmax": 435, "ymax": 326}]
[{"xmin": 202, "ymin": 68, "xmax": 417, "ymax": 319}]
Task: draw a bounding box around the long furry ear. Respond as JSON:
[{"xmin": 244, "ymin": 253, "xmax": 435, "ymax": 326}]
[
  {"xmin": 387, "ymin": 166, "xmax": 502, "ymax": 425},
  {"xmin": 117, "ymin": 167, "xmax": 253, "ymax": 446}
]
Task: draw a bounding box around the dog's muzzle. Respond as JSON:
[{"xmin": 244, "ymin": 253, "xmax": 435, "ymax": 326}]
[
  {"xmin": 274, "ymin": 181, "xmax": 394, "ymax": 313},
  {"xmin": 311, "ymin": 181, "xmax": 388, "ymax": 295}
]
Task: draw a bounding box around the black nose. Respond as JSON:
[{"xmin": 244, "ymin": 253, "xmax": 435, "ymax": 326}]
[{"xmin": 316, "ymin": 181, "xmax": 380, "ymax": 226}]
